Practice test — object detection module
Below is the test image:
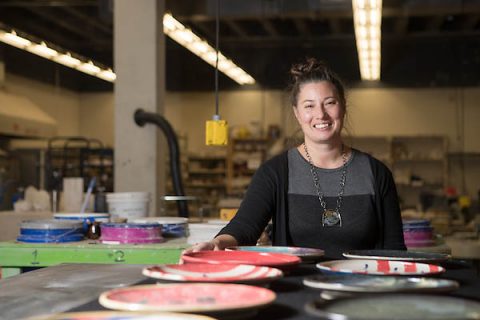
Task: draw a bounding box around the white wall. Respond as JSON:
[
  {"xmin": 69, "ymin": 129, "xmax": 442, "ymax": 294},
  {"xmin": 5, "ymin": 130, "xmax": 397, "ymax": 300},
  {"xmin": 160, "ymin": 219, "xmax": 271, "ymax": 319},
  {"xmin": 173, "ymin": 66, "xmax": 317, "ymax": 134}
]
[
  {"xmin": 5, "ymin": 73, "xmax": 479, "ymax": 155},
  {"xmin": 164, "ymin": 90, "xmax": 286, "ymax": 155},
  {"xmin": 79, "ymin": 92, "xmax": 114, "ymax": 147},
  {"xmin": 6, "ymin": 74, "xmax": 80, "ymax": 137}
]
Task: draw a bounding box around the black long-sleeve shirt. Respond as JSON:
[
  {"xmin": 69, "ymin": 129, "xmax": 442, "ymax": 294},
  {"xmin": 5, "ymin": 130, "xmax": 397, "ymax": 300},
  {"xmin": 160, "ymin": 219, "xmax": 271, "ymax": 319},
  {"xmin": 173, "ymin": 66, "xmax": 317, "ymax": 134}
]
[{"xmin": 218, "ymin": 148, "xmax": 406, "ymax": 257}]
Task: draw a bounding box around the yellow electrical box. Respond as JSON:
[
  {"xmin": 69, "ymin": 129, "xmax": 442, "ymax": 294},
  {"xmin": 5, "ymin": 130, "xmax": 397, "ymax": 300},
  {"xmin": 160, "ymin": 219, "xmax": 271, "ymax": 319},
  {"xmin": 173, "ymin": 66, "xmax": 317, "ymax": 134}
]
[
  {"xmin": 206, "ymin": 118, "xmax": 228, "ymax": 146},
  {"xmin": 220, "ymin": 208, "xmax": 238, "ymax": 221}
]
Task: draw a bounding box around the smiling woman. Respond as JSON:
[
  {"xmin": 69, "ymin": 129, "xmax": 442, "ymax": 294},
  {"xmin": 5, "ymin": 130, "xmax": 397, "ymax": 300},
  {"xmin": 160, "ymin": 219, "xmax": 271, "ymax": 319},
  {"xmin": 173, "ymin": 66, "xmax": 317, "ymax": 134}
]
[{"xmin": 183, "ymin": 57, "xmax": 406, "ymax": 259}]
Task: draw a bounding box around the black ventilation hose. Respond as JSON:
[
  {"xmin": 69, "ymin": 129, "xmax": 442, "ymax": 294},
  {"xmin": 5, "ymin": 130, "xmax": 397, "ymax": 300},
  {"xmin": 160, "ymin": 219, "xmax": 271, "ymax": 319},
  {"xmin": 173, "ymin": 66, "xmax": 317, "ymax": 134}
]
[{"xmin": 134, "ymin": 109, "xmax": 189, "ymax": 218}]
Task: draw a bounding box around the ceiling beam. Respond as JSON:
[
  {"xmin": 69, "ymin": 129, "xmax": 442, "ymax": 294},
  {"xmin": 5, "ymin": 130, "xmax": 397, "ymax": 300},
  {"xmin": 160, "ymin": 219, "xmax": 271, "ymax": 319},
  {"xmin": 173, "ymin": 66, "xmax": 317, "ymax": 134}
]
[
  {"xmin": 0, "ymin": 0, "xmax": 96, "ymax": 7},
  {"xmin": 24, "ymin": 7, "xmax": 91, "ymax": 39},
  {"xmin": 329, "ymin": 18, "xmax": 342, "ymax": 35},
  {"xmin": 426, "ymin": 16, "xmax": 445, "ymax": 32},
  {"xmin": 61, "ymin": 6, "xmax": 112, "ymax": 35},
  {"xmin": 224, "ymin": 20, "xmax": 249, "ymax": 39},
  {"xmin": 394, "ymin": 17, "xmax": 409, "ymax": 35},
  {"xmin": 461, "ymin": 15, "xmax": 479, "ymax": 31},
  {"xmin": 260, "ymin": 19, "xmax": 279, "ymax": 37},
  {"xmin": 293, "ymin": 18, "xmax": 310, "ymax": 35}
]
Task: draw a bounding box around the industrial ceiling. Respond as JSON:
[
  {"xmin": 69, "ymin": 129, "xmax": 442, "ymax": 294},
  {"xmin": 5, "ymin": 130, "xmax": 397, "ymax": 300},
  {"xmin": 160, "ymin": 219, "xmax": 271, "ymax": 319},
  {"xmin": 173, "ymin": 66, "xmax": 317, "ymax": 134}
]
[{"xmin": 1, "ymin": 0, "xmax": 480, "ymax": 92}]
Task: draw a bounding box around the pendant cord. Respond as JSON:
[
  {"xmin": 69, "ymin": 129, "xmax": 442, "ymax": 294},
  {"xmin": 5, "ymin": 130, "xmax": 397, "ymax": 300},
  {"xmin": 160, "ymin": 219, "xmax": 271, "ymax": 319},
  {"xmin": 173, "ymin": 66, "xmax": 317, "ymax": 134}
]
[{"xmin": 214, "ymin": 0, "xmax": 219, "ymax": 116}]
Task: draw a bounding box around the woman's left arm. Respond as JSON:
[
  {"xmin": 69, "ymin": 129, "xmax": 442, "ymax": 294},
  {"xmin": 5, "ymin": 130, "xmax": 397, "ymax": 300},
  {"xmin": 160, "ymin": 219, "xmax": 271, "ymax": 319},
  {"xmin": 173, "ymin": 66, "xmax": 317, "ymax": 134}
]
[{"xmin": 380, "ymin": 168, "xmax": 407, "ymax": 250}]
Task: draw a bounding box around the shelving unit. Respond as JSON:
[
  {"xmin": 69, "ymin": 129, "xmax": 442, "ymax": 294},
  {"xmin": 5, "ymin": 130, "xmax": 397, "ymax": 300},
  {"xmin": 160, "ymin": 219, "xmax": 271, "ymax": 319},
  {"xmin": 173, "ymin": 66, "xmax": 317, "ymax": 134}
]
[
  {"xmin": 182, "ymin": 153, "xmax": 227, "ymax": 217},
  {"xmin": 391, "ymin": 136, "xmax": 448, "ymax": 208},
  {"xmin": 226, "ymin": 138, "xmax": 270, "ymax": 195},
  {"xmin": 347, "ymin": 135, "xmax": 448, "ymax": 209},
  {"xmin": 45, "ymin": 137, "xmax": 114, "ymax": 193},
  {"xmin": 345, "ymin": 135, "xmax": 392, "ymax": 166}
]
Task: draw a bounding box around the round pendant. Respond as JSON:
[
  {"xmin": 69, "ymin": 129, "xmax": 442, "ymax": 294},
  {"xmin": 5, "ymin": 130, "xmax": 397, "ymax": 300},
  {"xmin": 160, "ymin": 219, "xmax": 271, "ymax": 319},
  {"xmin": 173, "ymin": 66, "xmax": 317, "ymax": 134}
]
[{"xmin": 323, "ymin": 209, "xmax": 342, "ymax": 227}]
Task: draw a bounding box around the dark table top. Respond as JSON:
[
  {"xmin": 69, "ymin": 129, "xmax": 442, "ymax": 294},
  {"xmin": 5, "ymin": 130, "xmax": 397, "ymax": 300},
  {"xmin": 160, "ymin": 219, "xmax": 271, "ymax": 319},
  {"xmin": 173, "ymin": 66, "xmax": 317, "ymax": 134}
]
[{"xmin": 70, "ymin": 259, "xmax": 480, "ymax": 320}]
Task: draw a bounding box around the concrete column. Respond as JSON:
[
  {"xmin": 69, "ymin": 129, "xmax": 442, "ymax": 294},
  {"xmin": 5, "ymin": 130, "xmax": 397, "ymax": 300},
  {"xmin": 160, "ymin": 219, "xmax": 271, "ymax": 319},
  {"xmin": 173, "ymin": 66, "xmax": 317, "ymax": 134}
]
[{"xmin": 114, "ymin": 0, "xmax": 166, "ymax": 215}]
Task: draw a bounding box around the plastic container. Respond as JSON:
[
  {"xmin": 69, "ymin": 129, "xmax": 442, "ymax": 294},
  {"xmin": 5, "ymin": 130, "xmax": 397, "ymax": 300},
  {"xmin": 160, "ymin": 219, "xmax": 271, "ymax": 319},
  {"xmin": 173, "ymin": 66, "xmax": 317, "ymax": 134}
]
[
  {"xmin": 100, "ymin": 222, "xmax": 164, "ymax": 244},
  {"xmin": 17, "ymin": 219, "xmax": 84, "ymax": 243},
  {"xmin": 131, "ymin": 217, "xmax": 189, "ymax": 238},
  {"xmin": 54, "ymin": 212, "xmax": 110, "ymax": 233},
  {"xmin": 106, "ymin": 192, "xmax": 150, "ymax": 220}
]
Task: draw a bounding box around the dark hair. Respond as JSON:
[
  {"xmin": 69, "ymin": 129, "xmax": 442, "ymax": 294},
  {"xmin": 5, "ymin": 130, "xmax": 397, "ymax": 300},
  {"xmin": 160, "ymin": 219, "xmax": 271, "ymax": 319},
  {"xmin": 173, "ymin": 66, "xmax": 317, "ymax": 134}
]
[{"xmin": 289, "ymin": 57, "xmax": 346, "ymax": 107}]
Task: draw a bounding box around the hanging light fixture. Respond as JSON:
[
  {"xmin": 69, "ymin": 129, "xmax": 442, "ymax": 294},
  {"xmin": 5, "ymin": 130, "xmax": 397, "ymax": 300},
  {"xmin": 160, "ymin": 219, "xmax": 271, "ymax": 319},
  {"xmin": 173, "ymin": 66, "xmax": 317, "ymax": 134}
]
[
  {"xmin": 352, "ymin": 0, "xmax": 382, "ymax": 81},
  {"xmin": 205, "ymin": 0, "xmax": 228, "ymax": 146}
]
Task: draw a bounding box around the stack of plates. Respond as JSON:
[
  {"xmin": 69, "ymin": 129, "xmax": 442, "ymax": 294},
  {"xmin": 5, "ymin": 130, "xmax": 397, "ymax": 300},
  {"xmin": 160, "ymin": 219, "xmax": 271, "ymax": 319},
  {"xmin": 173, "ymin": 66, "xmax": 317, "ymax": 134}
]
[{"xmin": 403, "ymin": 219, "xmax": 435, "ymax": 247}]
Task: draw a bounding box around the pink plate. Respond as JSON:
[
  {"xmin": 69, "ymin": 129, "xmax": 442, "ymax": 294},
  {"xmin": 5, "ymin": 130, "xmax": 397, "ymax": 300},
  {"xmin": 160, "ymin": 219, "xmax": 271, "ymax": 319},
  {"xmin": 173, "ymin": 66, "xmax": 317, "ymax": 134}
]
[
  {"xmin": 316, "ymin": 259, "xmax": 445, "ymax": 276},
  {"xmin": 181, "ymin": 250, "xmax": 301, "ymax": 269},
  {"xmin": 143, "ymin": 263, "xmax": 283, "ymax": 284},
  {"xmin": 98, "ymin": 283, "xmax": 276, "ymax": 313},
  {"xmin": 28, "ymin": 311, "xmax": 216, "ymax": 320}
]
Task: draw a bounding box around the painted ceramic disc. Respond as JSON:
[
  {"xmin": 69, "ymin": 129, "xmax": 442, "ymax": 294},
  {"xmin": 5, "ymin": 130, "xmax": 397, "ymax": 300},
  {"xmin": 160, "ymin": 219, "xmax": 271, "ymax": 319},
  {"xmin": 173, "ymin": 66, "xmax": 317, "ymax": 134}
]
[
  {"xmin": 181, "ymin": 250, "xmax": 301, "ymax": 269},
  {"xmin": 316, "ymin": 259, "xmax": 445, "ymax": 276},
  {"xmin": 99, "ymin": 283, "xmax": 276, "ymax": 313},
  {"xmin": 303, "ymin": 274, "xmax": 459, "ymax": 293},
  {"xmin": 343, "ymin": 249, "xmax": 450, "ymax": 263},
  {"xmin": 142, "ymin": 263, "xmax": 283, "ymax": 284},
  {"xmin": 27, "ymin": 311, "xmax": 216, "ymax": 320},
  {"xmin": 305, "ymin": 294, "xmax": 480, "ymax": 319},
  {"xmin": 226, "ymin": 246, "xmax": 324, "ymax": 261}
]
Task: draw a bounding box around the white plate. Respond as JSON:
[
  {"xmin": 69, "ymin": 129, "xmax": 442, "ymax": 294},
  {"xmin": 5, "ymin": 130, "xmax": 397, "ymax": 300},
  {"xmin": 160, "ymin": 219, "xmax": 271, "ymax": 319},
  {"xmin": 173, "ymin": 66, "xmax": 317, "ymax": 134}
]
[
  {"xmin": 316, "ymin": 259, "xmax": 445, "ymax": 276},
  {"xmin": 303, "ymin": 274, "xmax": 458, "ymax": 293},
  {"xmin": 342, "ymin": 249, "xmax": 450, "ymax": 263}
]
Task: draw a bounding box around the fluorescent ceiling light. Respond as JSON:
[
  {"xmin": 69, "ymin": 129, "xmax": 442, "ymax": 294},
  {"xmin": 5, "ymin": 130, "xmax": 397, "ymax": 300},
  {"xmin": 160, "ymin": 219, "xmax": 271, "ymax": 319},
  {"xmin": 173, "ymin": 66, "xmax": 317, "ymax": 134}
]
[
  {"xmin": 54, "ymin": 53, "xmax": 81, "ymax": 68},
  {"xmin": 27, "ymin": 42, "xmax": 58, "ymax": 59},
  {"xmin": 0, "ymin": 12, "xmax": 255, "ymax": 86},
  {"xmin": 0, "ymin": 29, "xmax": 114, "ymax": 83},
  {"xmin": 163, "ymin": 13, "xmax": 255, "ymax": 85},
  {"xmin": 352, "ymin": 0, "xmax": 382, "ymax": 81}
]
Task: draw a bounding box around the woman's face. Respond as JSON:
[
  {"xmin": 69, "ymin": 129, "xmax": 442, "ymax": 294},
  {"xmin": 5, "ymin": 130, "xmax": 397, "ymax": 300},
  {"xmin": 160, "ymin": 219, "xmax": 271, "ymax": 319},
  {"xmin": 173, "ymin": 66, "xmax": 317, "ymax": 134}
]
[{"xmin": 293, "ymin": 81, "xmax": 345, "ymax": 145}]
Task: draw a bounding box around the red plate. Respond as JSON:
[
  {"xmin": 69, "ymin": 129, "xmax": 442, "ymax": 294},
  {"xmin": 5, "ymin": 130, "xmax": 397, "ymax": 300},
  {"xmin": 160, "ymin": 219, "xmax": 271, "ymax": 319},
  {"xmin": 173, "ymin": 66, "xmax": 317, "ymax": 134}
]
[
  {"xmin": 142, "ymin": 263, "xmax": 283, "ymax": 284},
  {"xmin": 181, "ymin": 250, "xmax": 301, "ymax": 269},
  {"xmin": 99, "ymin": 283, "xmax": 276, "ymax": 313}
]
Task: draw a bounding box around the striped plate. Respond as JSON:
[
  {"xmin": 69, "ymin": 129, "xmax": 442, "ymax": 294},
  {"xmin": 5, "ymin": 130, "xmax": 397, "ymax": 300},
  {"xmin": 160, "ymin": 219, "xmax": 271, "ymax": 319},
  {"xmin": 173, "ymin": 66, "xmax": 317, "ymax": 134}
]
[
  {"xmin": 316, "ymin": 259, "xmax": 445, "ymax": 276},
  {"xmin": 143, "ymin": 263, "xmax": 283, "ymax": 284}
]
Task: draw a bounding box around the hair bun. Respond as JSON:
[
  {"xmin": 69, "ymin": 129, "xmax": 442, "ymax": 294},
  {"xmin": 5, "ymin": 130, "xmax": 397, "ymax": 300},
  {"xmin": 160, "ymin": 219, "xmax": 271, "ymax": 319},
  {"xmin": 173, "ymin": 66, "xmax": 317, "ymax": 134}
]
[{"xmin": 290, "ymin": 57, "xmax": 329, "ymax": 82}]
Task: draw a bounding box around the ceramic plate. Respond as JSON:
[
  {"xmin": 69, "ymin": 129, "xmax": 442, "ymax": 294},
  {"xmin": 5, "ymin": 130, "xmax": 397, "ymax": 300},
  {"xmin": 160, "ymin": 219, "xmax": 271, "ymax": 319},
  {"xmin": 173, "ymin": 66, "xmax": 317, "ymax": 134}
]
[
  {"xmin": 226, "ymin": 246, "xmax": 324, "ymax": 262},
  {"xmin": 143, "ymin": 263, "xmax": 283, "ymax": 284},
  {"xmin": 303, "ymin": 274, "xmax": 458, "ymax": 293},
  {"xmin": 305, "ymin": 294, "xmax": 480, "ymax": 319},
  {"xmin": 27, "ymin": 311, "xmax": 216, "ymax": 320},
  {"xmin": 98, "ymin": 283, "xmax": 276, "ymax": 314},
  {"xmin": 343, "ymin": 249, "xmax": 450, "ymax": 263},
  {"xmin": 181, "ymin": 250, "xmax": 301, "ymax": 269},
  {"xmin": 316, "ymin": 259, "xmax": 445, "ymax": 276}
]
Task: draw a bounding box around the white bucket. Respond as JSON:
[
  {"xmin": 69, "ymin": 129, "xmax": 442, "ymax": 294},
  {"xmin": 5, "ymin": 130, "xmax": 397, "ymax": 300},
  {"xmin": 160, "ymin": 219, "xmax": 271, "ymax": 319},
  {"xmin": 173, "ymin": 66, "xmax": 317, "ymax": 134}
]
[
  {"xmin": 106, "ymin": 192, "xmax": 150, "ymax": 220},
  {"xmin": 187, "ymin": 222, "xmax": 227, "ymax": 245}
]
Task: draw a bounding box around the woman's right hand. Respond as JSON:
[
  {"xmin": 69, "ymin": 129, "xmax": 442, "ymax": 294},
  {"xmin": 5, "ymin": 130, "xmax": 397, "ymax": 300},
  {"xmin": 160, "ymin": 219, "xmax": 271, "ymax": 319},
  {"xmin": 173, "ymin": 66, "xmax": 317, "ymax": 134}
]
[
  {"xmin": 182, "ymin": 240, "xmax": 220, "ymax": 255},
  {"xmin": 181, "ymin": 234, "xmax": 238, "ymax": 255}
]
